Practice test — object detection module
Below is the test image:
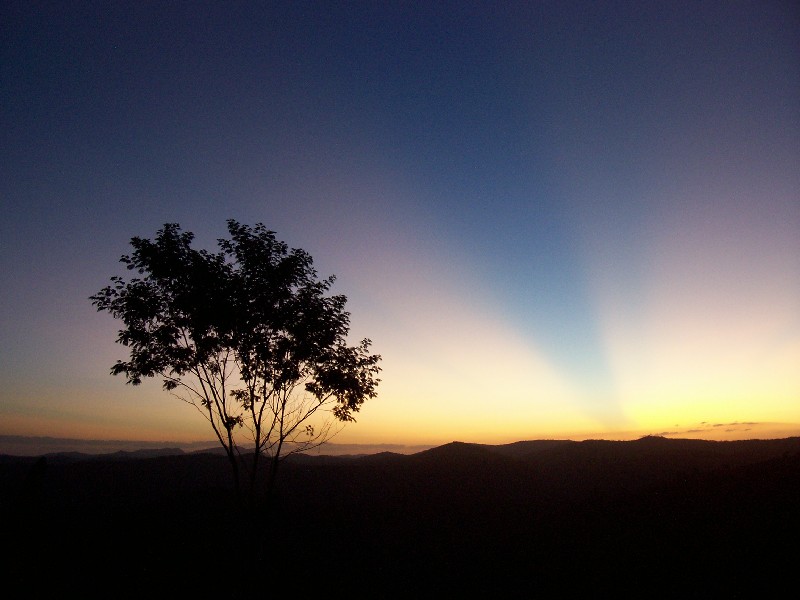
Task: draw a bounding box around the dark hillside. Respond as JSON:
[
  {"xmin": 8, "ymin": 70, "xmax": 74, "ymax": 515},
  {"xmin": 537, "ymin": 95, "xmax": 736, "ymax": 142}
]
[
  {"xmin": 2, "ymin": 438, "xmax": 798, "ymax": 598},
  {"xmin": 486, "ymin": 438, "xmax": 574, "ymax": 458}
]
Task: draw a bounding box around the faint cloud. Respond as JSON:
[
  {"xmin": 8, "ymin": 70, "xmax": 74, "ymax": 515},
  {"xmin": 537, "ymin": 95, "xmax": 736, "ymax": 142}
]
[{"xmin": 653, "ymin": 421, "xmax": 794, "ymax": 441}]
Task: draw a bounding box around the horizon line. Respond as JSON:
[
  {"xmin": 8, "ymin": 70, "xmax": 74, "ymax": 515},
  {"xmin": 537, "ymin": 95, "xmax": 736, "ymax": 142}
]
[{"xmin": 3, "ymin": 423, "xmax": 800, "ymax": 457}]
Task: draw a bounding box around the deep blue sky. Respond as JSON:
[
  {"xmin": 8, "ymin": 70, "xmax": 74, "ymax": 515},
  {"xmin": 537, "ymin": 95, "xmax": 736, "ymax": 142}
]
[{"xmin": 2, "ymin": 1, "xmax": 798, "ymax": 447}]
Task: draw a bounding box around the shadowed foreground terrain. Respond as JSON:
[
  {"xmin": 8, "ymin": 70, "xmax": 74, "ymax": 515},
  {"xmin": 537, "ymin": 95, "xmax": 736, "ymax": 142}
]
[{"xmin": 3, "ymin": 437, "xmax": 799, "ymax": 597}]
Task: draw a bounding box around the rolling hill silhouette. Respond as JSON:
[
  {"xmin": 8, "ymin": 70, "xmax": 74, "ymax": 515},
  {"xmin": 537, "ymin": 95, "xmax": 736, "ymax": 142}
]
[{"xmin": 2, "ymin": 437, "xmax": 798, "ymax": 597}]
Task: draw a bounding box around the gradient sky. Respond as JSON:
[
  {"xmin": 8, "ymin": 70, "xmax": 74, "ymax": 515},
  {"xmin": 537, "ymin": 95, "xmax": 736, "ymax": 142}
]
[{"xmin": 2, "ymin": 1, "xmax": 799, "ymax": 450}]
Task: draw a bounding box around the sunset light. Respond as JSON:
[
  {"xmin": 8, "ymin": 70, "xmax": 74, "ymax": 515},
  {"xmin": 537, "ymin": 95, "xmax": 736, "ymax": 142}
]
[{"xmin": 1, "ymin": 1, "xmax": 798, "ymax": 454}]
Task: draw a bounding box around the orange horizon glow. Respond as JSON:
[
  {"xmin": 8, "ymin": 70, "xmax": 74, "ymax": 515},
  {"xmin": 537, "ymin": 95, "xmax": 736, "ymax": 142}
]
[{"xmin": 3, "ymin": 415, "xmax": 799, "ymax": 450}]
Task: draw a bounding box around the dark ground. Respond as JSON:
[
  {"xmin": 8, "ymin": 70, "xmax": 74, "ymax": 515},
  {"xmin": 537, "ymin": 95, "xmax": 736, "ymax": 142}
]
[{"xmin": 2, "ymin": 437, "xmax": 799, "ymax": 598}]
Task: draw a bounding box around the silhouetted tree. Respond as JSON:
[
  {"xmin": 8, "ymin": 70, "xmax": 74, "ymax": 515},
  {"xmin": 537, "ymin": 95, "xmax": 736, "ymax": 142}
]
[{"xmin": 90, "ymin": 220, "xmax": 381, "ymax": 510}]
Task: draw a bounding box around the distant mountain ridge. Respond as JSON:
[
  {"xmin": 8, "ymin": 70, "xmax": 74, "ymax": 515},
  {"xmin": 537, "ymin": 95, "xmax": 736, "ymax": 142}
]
[
  {"xmin": 387, "ymin": 436, "xmax": 800, "ymax": 477},
  {"xmin": 0, "ymin": 435, "xmax": 432, "ymax": 458},
  {"xmin": 65, "ymin": 434, "xmax": 800, "ymax": 471},
  {"xmin": 3, "ymin": 434, "xmax": 798, "ymax": 596}
]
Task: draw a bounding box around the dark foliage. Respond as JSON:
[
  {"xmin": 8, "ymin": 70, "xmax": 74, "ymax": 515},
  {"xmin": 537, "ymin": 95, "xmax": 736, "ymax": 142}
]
[{"xmin": 89, "ymin": 221, "xmax": 381, "ymax": 507}]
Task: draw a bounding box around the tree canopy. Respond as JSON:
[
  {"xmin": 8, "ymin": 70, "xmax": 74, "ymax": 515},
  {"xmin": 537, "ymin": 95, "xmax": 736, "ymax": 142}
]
[{"xmin": 91, "ymin": 220, "xmax": 381, "ymax": 504}]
